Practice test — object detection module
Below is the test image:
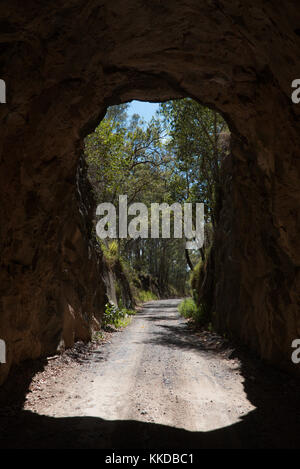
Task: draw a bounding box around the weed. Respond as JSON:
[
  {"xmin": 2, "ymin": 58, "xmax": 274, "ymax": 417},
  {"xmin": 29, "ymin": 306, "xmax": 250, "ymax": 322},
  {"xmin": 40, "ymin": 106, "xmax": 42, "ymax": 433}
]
[
  {"xmin": 103, "ymin": 302, "xmax": 135, "ymax": 328},
  {"xmin": 178, "ymin": 298, "xmax": 209, "ymax": 326}
]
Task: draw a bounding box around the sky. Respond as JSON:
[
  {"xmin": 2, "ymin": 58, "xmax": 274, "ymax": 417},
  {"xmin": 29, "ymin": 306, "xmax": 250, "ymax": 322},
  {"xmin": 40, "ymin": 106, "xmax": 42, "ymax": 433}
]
[{"xmin": 127, "ymin": 100, "xmax": 159, "ymax": 122}]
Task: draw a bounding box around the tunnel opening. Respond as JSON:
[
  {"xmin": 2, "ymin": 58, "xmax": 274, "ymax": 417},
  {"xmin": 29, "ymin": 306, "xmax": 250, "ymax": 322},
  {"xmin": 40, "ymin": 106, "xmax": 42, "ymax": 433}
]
[{"xmin": 83, "ymin": 98, "xmax": 230, "ymax": 327}]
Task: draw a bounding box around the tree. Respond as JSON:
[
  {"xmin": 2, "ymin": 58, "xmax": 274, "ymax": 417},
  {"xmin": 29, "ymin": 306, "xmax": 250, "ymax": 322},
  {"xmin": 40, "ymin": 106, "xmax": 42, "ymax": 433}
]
[
  {"xmin": 84, "ymin": 100, "xmax": 229, "ymax": 296},
  {"xmin": 159, "ymin": 98, "xmax": 228, "ymax": 227}
]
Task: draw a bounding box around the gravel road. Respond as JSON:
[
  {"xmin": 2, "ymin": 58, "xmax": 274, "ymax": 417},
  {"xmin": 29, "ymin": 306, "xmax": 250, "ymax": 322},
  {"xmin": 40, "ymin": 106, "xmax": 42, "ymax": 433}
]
[
  {"xmin": 24, "ymin": 299, "xmax": 253, "ymax": 447},
  {"xmin": 2, "ymin": 299, "xmax": 299, "ymax": 449}
]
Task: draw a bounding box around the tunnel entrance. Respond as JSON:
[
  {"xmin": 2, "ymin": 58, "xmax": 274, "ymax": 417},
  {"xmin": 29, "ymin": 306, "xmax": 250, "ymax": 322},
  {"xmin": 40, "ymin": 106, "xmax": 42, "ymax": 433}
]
[{"xmin": 84, "ymin": 98, "xmax": 229, "ymax": 325}]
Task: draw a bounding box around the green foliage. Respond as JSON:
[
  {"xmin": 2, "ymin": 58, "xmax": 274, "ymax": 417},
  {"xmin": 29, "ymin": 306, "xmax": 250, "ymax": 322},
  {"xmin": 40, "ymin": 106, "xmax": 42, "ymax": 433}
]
[
  {"xmin": 85, "ymin": 105, "xmax": 167, "ymax": 206},
  {"xmin": 178, "ymin": 297, "xmax": 209, "ymax": 326},
  {"xmin": 114, "ymin": 316, "xmax": 131, "ymax": 328},
  {"xmin": 108, "ymin": 240, "xmax": 118, "ymax": 257},
  {"xmin": 85, "ymin": 99, "xmax": 228, "ymax": 299},
  {"xmin": 98, "ymin": 239, "xmax": 119, "ymax": 268},
  {"xmin": 178, "ymin": 298, "xmax": 198, "ymax": 318},
  {"xmin": 102, "ymin": 302, "xmax": 135, "ymax": 328},
  {"xmin": 159, "ymin": 99, "xmax": 229, "ymax": 226},
  {"xmin": 125, "ymin": 308, "xmax": 136, "ymax": 316},
  {"xmin": 136, "ymin": 290, "xmax": 158, "ymax": 303}
]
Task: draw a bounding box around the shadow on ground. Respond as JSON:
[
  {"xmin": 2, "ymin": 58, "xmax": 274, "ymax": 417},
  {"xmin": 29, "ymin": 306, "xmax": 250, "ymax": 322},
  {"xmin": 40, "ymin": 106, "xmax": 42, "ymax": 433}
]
[
  {"xmin": 0, "ymin": 303, "xmax": 299, "ymax": 448},
  {"xmin": 0, "ymin": 396, "xmax": 299, "ymax": 448}
]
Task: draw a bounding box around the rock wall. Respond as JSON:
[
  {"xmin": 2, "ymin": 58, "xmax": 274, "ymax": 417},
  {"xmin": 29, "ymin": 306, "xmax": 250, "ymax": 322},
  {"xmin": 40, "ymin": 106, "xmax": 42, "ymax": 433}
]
[
  {"xmin": 0, "ymin": 0, "xmax": 299, "ymax": 382},
  {"xmin": 103, "ymin": 257, "xmax": 135, "ymax": 310},
  {"xmin": 213, "ymin": 137, "xmax": 300, "ymax": 374}
]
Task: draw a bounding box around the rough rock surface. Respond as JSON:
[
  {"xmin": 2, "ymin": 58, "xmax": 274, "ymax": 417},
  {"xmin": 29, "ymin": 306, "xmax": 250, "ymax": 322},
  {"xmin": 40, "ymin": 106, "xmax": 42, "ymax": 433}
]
[{"xmin": 0, "ymin": 0, "xmax": 299, "ymax": 383}]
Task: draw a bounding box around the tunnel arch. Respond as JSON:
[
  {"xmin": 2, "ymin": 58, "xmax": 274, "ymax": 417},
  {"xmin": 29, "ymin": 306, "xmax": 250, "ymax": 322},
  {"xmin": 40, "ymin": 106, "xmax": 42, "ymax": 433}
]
[{"xmin": 0, "ymin": 0, "xmax": 299, "ymax": 383}]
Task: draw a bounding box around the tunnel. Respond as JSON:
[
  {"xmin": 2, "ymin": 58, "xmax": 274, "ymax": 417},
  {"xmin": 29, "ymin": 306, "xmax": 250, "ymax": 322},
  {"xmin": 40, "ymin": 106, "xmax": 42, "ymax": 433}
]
[{"xmin": 0, "ymin": 0, "xmax": 299, "ymax": 388}]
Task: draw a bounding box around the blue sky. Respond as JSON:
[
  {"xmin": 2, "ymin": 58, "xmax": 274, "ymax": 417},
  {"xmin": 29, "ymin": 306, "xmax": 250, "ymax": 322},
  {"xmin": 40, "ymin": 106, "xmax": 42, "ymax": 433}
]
[{"xmin": 127, "ymin": 100, "xmax": 159, "ymax": 122}]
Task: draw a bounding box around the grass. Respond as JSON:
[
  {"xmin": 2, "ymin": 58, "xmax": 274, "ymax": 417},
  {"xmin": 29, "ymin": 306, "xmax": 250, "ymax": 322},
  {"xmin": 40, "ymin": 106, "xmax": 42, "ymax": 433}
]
[
  {"xmin": 178, "ymin": 298, "xmax": 198, "ymax": 319},
  {"xmin": 136, "ymin": 289, "xmax": 158, "ymax": 303},
  {"xmin": 114, "ymin": 316, "xmax": 132, "ymax": 328},
  {"xmin": 178, "ymin": 297, "xmax": 209, "ymax": 326}
]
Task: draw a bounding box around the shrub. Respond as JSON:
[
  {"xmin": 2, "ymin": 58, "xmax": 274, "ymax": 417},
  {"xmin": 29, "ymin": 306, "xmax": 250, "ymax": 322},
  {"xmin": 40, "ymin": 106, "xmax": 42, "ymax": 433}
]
[
  {"xmin": 136, "ymin": 290, "xmax": 158, "ymax": 303},
  {"xmin": 102, "ymin": 302, "xmax": 135, "ymax": 328},
  {"xmin": 98, "ymin": 239, "xmax": 119, "ymax": 266},
  {"xmin": 178, "ymin": 298, "xmax": 198, "ymax": 318},
  {"xmin": 178, "ymin": 298, "xmax": 209, "ymax": 326}
]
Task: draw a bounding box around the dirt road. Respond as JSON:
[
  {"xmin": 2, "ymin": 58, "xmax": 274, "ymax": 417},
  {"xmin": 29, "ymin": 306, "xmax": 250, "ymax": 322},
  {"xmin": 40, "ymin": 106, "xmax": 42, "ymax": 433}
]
[
  {"xmin": 1, "ymin": 299, "xmax": 299, "ymax": 449},
  {"xmin": 40, "ymin": 299, "xmax": 252, "ymax": 426}
]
